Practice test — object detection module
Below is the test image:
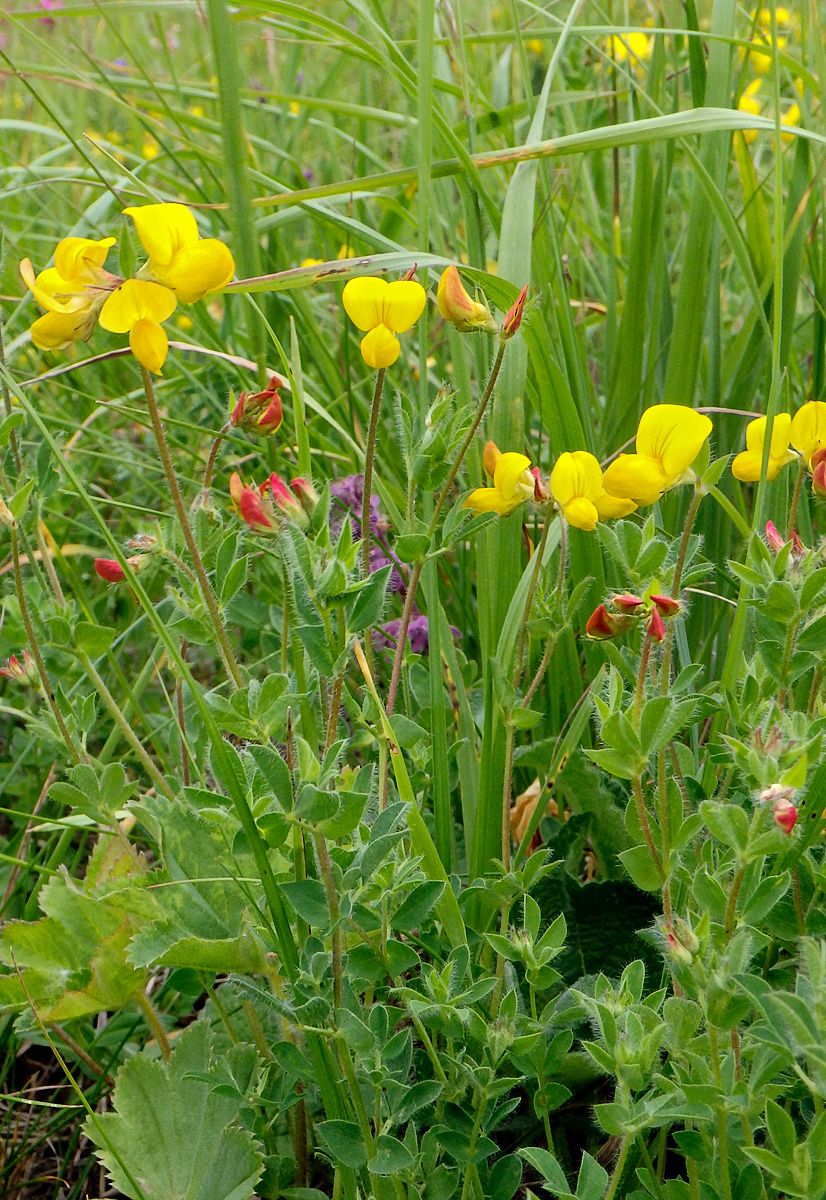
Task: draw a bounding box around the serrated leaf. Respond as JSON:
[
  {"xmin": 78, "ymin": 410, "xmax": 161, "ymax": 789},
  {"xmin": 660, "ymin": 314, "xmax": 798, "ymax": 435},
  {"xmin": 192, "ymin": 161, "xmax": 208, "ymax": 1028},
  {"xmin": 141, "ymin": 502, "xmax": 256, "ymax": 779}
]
[{"xmin": 85, "ymin": 1021, "xmax": 264, "ymax": 1200}]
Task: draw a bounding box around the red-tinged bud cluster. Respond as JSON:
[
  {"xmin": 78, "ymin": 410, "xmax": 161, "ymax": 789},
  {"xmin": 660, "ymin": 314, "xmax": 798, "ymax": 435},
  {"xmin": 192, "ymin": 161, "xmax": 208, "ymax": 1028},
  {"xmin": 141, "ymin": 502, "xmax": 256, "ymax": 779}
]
[
  {"xmin": 0, "ymin": 651, "xmax": 38, "ymax": 685},
  {"xmin": 500, "ymin": 285, "xmax": 528, "ymax": 342},
  {"xmin": 585, "ymin": 591, "xmax": 681, "ymax": 642},
  {"xmin": 773, "ymin": 796, "xmax": 798, "ymax": 834},
  {"xmin": 230, "ymin": 375, "xmax": 285, "ymax": 436},
  {"xmin": 765, "ymin": 519, "xmax": 806, "ymax": 559},
  {"xmin": 812, "ymin": 447, "xmax": 826, "ymax": 500},
  {"xmin": 94, "ymin": 554, "xmax": 147, "ymax": 583},
  {"xmin": 229, "ymin": 471, "xmax": 316, "ymax": 534},
  {"xmin": 531, "ymin": 466, "xmax": 549, "ymax": 503},
  {"xmin": 666, "ymin": 929, "xmax": 693, "ymax": 968}
]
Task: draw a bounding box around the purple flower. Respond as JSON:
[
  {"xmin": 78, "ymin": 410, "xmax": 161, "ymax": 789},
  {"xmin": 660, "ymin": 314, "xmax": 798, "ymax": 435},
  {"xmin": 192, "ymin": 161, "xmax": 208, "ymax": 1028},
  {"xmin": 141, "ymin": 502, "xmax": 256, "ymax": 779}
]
[
  {"xmin": 376, "ymin": 612, "xmax": 461, "ymax": 656},
  {"xmin": 330, "ymin": 474, "xmax": 382, "ymax": 540}
]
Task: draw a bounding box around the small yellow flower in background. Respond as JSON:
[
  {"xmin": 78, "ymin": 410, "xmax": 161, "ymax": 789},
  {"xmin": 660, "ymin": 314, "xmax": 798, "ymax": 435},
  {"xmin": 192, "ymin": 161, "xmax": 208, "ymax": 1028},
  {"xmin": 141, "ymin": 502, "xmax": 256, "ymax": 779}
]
[
  {"xmin": 123, "ymin": 202, "xmax": 235, "ymax": 303},
  {"xmin": 602, "ymin": 404, "xmax": 713, "ymax": 506},
  {"xmin": 98, "ymin": 279, "xmax": 177, "ymax": 374},
  {"xmin": 176, "ymin": 314, "xmax": 194, "ymax": 332},
  {"xmin": 188, "ymin": 105, "xmax": 204, "ymax": 118},
  {"xmin": 465, "ymin": 441, "xmax": 535, "ymax": 516},
  {"xmin": 790, "ymin": 401, "xmax": 826, "ymax": 466},
  {"xmin": 527, "ymin": 38, "xmax": 544, "ymax": 55},
  {"xmin": 782, "ymin": 103, "xmax": 800, "ymax": 142},
  {"xmin": 610, "ymin": 31, "xmax": 653, "ymax": 67},
  {"xmin": 301, "ymin": 257, "xmax": 324, "ymax": 268},
  {"xmin": 550, "ymin": 450, "xmax": 636, "ymax": 531},
  {"xmin": 731, "ymin": 413, "xmax": 797, "ymax": 481},
  {"xmin": 142, "ymin": 136, "xmax": 159, "ymax": 160},
  {"xmin": 738, "ymin": 79, "xmax": 762, "ymax": 143},
  {"xmin": 289, "ymin": 101, "xmax": 300, "ymax": 115},
  {"xmin": 20, "ymin": 236, "xmax": 118, "ymax": 350},
  {"xmin": 342, "ymin": 275, "xmax": 427, "ymax": 369},
  {"xmin": 437, "ymin": 265, "xmax": 497, "ymax": 333},
  {"xmin": 754, "ymin": 7, "xmax": 791, "ymax": 28},
  {"xmin": 337, "ymin": 245, "xmax": 353, "ymax": 260},
  {"xmin": 750, "ymin": 34, "xmax": 786, "ymax": 75}
]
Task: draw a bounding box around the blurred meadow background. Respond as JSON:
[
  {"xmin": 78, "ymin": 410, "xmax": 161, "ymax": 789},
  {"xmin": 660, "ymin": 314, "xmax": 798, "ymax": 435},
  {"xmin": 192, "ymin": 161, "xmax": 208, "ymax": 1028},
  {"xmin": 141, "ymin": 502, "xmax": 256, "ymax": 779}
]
[{"xmin": 0, "ymin": 0, "xmax": 825, "ymax": 1198}]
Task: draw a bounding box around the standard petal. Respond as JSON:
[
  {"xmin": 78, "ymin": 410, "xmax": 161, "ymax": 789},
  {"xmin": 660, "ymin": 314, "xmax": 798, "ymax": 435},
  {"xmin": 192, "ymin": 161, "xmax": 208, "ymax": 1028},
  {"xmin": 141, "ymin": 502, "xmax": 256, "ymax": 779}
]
[
  {"xmin": 123, "ymin": 202, "xmax": 199, "ymax": 265},
  {"xmin": 384, "ymin": 280, "xmax": 427, "ymax": 332},
  {"xmin": 342, "ymin": 277, "xmax": 389, "ymax": 331},
  {"xmin": 636, "ymin": 404, "xmax": 712, "ymax": 475},
  {"xmin": 790, "ymin": 402, "xmax": 826, "ymax": 462},
  {"xmin": 360, "ymin": 324, "xmax": 400, "ymax": 369},
  {"xmin": 551, "ymin": 450, "xmax": 603, "ymax": 506},
  {"xmin": 494, "ymin": 452, "xmax": 533, "ymax": 501},
  {"xmin": 129, "ymin": 319, "xmax": 168, "ymax": 375},
  {"xmin": 54, "ymin": 236, "xmax": 116, "ymax": 281},
  {"xmin": 153, "ymin": 239, "xmax": 235, "ymax": 302},
  {"xmin": 563, "ymin": 497, "xmax": 599, "ymax": 531},
  {"xmin": 602, "ymin": 453, "xmax": 668, "ymax": 505},
  {"xmin": 30, "ymin": 309, "xmax": 95, "ymax": 350},
  {"xmin": 99, "ymin": 280, "xmax": 177, "ymax": 332}
]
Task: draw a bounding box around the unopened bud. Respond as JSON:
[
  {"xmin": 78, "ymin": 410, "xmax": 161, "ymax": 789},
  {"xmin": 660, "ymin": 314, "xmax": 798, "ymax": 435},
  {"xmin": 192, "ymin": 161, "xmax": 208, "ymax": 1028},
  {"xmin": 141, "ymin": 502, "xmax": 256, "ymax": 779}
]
[
  {"xmin": 532, "ymin": 466, "xmax": 549, "ymax": 502},
  {"xmin": 765, "ymin": 520, "xmax": 785, "ymax": 555},
  {"xmin": 812, "ymin": 447, "xmax": 826, "ymax": 499},
  {"xmin": 667, "ymin": 930, "xmax": 693, "ymax": 968},
  {"xmin": 94, "ymin": 554, "xmax": 147, "ymax": 583},
  {"xmin": 613, "ymin": 593, "xmax": 644, "ymax": 614},
  {"xmin": 230, "ymin": 375, "xmax": 285, "ymax": 436},
  {"xmin": 773, "ymin": 796, "xmax": 798, "ymax": 834},
  {"xmin": 267, "ymin": 473, "xmax": 307, "ymax": 525},
  {"xmin": 482, "ymin": 439, "xmax": 501, "ymax": 480},
  {"xmin": 650, "ymin": 594, "xmax": 680, "ymax": 618},
  {"xmin": 437, "ymin": 265, "xmax": 497, "ymax": 333},
  {"xmin": 0, "ymin": 651, "xmax": 38, "ymax": 685},
  {"xmin": 229, "ymin": 472, "xmax": 279, "ymax": 534},
  {"xmin": 586, "ymin": 603, "xmax": 635, "ymax": 640},
  {"xmin": 500, "ymin": 285, "xmax": 528, "ymax": 341},
  {"xmin": 290, "ymin": 477, "xmax": 320, "ymax": 514},
  {"xmin": 647, "ymin": 606, "xmax": 666, "ymax": 642},
  {"xmin": 0, "ymin": 496, "xmax": 16, "ymax": 529},
  {"xmin": 127, "ymin": 533, "xmax": 158, "ymax": 552}
]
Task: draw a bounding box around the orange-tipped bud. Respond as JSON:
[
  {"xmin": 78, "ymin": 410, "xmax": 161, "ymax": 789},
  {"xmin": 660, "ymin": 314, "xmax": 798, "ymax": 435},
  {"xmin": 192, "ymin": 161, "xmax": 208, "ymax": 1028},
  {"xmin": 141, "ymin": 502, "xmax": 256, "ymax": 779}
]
[
  {"xmin": 230, "ymin": 375, "xmax": 285, "ymax": 435},
  {"xmin": 647, "ymin": 606, "xmax": 666, "ymax": 642},
  {"xmin": 266, "ymin": 473, "xmax": 307, "ymax": 525},
  {"xmin": 482, "ymin": 440, "xmax": 502, "ymax": 480},
  {"xmin": 773, "ymin": 796, "xmax": 798, "ymax": 834},
  {"xmin": 586, "ymin": 603, "xmax": 634, "ymax": 640},
  {"xmin": 812, "ymin": 447, "xmax": 826, "ymax": 499},
  {"xmin": 765, "ymin": 520, "xmax": 785, "ymax": 555},
  {"xmin": 437, "ymin": 265, "xmax": 497, "ymax": 333},
  {"xmin": 613, "ymin": 593, "xmax": 644, "ymax": 614},
  {"xmin": 0, "ymin": 651, "xmax": 38, "ymax": 685},
  {"xmin": 650, "ymin": 594, "xmax": 680, "ymax": 618},
  {"xmin": 500, "ymin": 285, "xmax": 528, "ymax": 341},
  {"xmin": 667, "ymin": 929, "xmax": 694, "ymax": 968},
  {"xmin": 532, "ymin": 466, "xmax": 549, "ymax": 502},
  {"xmin": 229, "ymin": 472, "xmax": 278, "ymax": 534}
]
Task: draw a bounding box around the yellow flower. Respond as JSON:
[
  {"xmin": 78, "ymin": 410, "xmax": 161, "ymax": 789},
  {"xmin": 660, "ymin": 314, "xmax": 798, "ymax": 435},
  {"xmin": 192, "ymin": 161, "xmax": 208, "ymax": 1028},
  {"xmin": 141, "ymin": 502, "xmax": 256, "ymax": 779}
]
[
  {"xmin": 603, "ymin": 405, "xmax": 713, "ymax": 505},
  {"xmin": 790, "ymin": 402, "xmax": 826, "ymax": 466},
  {"xmin": 527, "ymin": 38, "xmax": 544, "ymax": 55},
  {"xmin": 98, "ymin": 279, "xmax": 177, "ymax": 374},
  {"xmin": 337, "ymin": 245, "xmax": 353, "ymax": 260},
  {"xmin": 610, "ymin": 32, "xmax": 653, "ymax": 64},
  {"xmin": 750, "ymin": 33, "xmax": 785, "ymax": 75},
  {"xmin": 20, "ymin": 236, "xmax": 117, "ymax": 350},
  {"xmin": 731, "ymin": 413, "xmax": 797, "ymax": 481},
  {"xmin": 782, "ymin": 103, "xmax": 800, "ymax": 142},
  {"xmin": 551, "ymin": 451, "xmax": 636, "ymax": 530},
  {"xmin": 301, "ymin": 257, "xmax": 324, "ymax": 268},
  {"xmin": 465, "ymin": 443, "xmax": 535, "ymax": 517},
  {"xmin": 342, "ymin": 276, "xmax": 427, "ymax": 369},
  {"xmin": 738, "ymin": 81, "xmax": 762, "ymax": 142},
  {"xmin": 437, "ymin": 265, "xmax": 497, "ymax": 333},
  {"xmin": 289, "ymin": 101, "xmax": 300, "ymax": 115},
  {"xmin": 123, "ymin": 202, "xmax": 235, "ymax": 303},
  {"xmin": 176, "ymin": 314, "xmax": 194, "ymax": 332},
  {"xmin": 756, "ymin": 7, "xmax": 791, "ymax": 27},
  {"xmin": 188, "ymin": 105, "xmax": 204, "ymax": 118}
]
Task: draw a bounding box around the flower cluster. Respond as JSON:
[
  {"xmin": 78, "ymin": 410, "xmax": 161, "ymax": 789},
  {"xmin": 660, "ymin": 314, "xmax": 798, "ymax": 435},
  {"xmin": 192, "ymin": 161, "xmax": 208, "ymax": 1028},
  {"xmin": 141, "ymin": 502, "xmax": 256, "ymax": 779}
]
[
  {"xmin": 21, "ymin": 203, "xmax": 234, "ymax": 375},
  {"xmin": 586, "ymin": 591, "xmax": 681, "ymax": 644},
  {"xmin": 732, "ymin": 402, "xmax": 826, "ymax": 500}
]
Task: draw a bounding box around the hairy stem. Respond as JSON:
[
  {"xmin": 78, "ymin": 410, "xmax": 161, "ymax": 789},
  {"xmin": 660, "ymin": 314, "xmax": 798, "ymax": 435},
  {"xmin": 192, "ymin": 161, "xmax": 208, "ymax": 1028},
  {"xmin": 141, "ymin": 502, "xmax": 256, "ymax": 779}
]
[
  {"xmin": 135, "ymin": 988, "xmax": 171, "ymax": 1062},
  {"xmin": 141, "ymin": 367, "xmax": 242, "ymax": 689},
  {"xmin": 361, "ymin": 367, "xmax": 386, "ymax": 580}
]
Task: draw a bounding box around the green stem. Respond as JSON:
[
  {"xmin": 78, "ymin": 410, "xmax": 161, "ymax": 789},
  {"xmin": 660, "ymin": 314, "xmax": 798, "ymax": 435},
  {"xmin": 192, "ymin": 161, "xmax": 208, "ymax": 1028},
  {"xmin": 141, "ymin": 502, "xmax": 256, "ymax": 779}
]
[
  {"xmin": 605, "ymin": 1135, "xmax": 632, "ymax": 1200},
  {"xmin": 11, "ymin": 527, "xmax": 83, "ymax": 764},
  {"xmin": 787, "ymin": 458, "xmax": 805, "ymax": 539},
  {"xmin": 514, "ymin": 498, "xmax": 555, "ymax": 686},
  {"xmin": 361, "ymin": 367, "xmax": 386, "ymax": 581},
  {"xmin": 633, "ymin": 776, "xmax": 663, "ymax": 879},
  {"xmin": 530, "ymin": 984, "xmax": 555, "ymax": 1154},
  {"xmin": 460, "ymin": 1091, "xmax": 487, "ymax": 1200},
  {"xmin": 0, "ymin": 316, "xmax": 22, "ymax": 473},
  {"xmin": 202, "ymin": 423, "xmax": 229, "ymax": 495},
  {"xmin": 141, "ymin": 367, "xmax": 243, "ymax": 689},
  {"xmin": 77, "ymin": 649, "xmax": 176, "ymax": 800},
  {"xmin": 660, "ymin": 486, "xmax": 702, "ymax": 693},
  {"xmin": 634, "ymin": 632, "xmax": 654, "ymax": 725},
  {"xmin": 134, "ymin": 988, "xmax": 171, "ymax": 1062},
  {"xmin": 709, "ymin": 1026, "xmax": 733, "ymax": 1200},
  {"xmin": 314, "ymin": 831, "xmax": 343, "ymax": 1009}
]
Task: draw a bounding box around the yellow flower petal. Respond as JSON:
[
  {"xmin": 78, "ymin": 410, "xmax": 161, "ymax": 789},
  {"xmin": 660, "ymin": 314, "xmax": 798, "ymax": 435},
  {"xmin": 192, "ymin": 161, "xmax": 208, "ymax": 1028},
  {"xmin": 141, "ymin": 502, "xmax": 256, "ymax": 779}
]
[
  {"xmin": 30, "ymin": 308, "xmax": 95, "ymax": 350},
  {"xmin": 602, "ymin": 454, "xmax": 669, "ymax": 506},
  {"xmin": 129, "ymin": 319, "xmax": 168, "ymax": 375},
  {"xmin": 21, "ymin": 263, "xmax": 90, "ymax": 314},
  {"xmin": 342, "ymin": 276, "xmax": 426, "ymax": 334},
  {"xmin": 384, "ymin": 280, "xmax": 427, "ymax": 332},
  {"xmin": 635, "ymin": 405, "xmax": 713, "ymax": 477},
  {"xmin": 360, "ymin": 324, "xmax": 400, "ymax": 369},
  {"xmin": 791, "ymin": 401, "xmax": 826, "ymax": 465},
  {"xmin": 745, "ymin": 412, "xmax": 792, "ymax": 458},
  {"xmin": 464, "ymin": 486, "xmax": 515, "ymax": 516},
  {"xmin": 98, "ymin": 279, "xmax": 177, "ymax": 333},
  {"xmin": 563, "ymin": 497, "xmax": 599, "ymax": 531},
  {"xmin": 595, "ymin": 491, "xmax": 637, "ymax": 520},
  {"xmin": 550, "ymin": 450, "xmax": 603, "ymax": 507},
  {"xmin": 150, "ymin": 239, "xmax": 235, "ymax": 302},
  {"xmin": 494, "ymin": 452, "xmax": 533, "ymax": 501},
  {"xmin": 123, "ymin": 202, "xmax": 199, "ymax": 265},
  {"xmin": 53, "ymin": 236, "xmax": 115, "ymax": 282}
]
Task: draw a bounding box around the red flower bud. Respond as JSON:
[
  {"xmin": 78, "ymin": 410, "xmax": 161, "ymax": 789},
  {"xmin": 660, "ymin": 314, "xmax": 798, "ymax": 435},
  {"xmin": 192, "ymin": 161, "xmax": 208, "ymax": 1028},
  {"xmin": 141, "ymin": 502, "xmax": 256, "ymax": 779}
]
[
  {"xmin": 229, "ymin": 472, "xmax": 278, "ymax": 533},
  {"xmin": 647, "ymin": 606, "xmax": 666, "ymax": 643},
  {"xmin": 266, "ymin": 473, "xmax": 306, "ymax": 524},
  {"xmin": 0, "ymin": 651, "xmax": 37, "ymax": 685},
  {"xmin": 650, "ymin": 594, "xmax": 680, "ymax": 618},
  {"xmin": 532, "ymin": 466, "xmax": 549, "ymax": 502},
  {"xmin": 773, "ymin": 796, "xmax": 798, "ymax": 834},
  {"xmin": 613, "ymin": 593, "xmax": 644, "ymax": 614},
  {"xmin": 813, "ymin": 448, "xmax": 826, "ymax": 500},
  {"xmin": 667, "ymin": 930, "xmax": 694, "ymax": 968},
  {"xmin": 585, "ymin": 604, "xmax": 635, "ymax": 640},
  {"xmin": 230, "ymin": 374, "xmax": 285, "ymax": 435},
  {"xmin": 290, "ymin": 477, "xmax": 320, "ymax": 514},
  {"xmin": 500, "ymin": 285, "xmax": 528, "ymax": 341},
  {"xmin": 765, "ymin": 520, "xmax": 784, "ymax": 555},
  {"xmin": 94, "ymin": 555, "xmax": 145, "ymax": 583}
]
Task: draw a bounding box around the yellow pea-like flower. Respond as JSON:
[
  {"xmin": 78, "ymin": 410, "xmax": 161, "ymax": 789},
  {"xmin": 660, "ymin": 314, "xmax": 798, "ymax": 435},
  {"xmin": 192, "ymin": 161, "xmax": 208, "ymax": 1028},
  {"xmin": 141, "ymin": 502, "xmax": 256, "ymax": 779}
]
[
  {"xmin": 20, "ymin": 236, "xmax": 118, "ymax": 351},
  {"xmin": 437, "ymin": 265, "xmax": 497, "ymax": 334},
  {"xmin": 464, "ymin": 446, "xmax": 535, "ymax": 517},
  {"xmin": 342, "ymin": 276, "xmax": 427, "ymax": 370},
  {"xmin": 738, "ymin": 81, "xmax": 763, "ymax": 143},
  {"xmin": 732, "ymin": 413, "xmax": 797, "ymax": 482},
  {"xmin": 791, "ymin": 401, "xmax": 826, "ymax": 466},
  {"xmin": 603, "ymin": 405, "xmax": 713, "ymax": 506},
  {"xmin": 550, "ymin": 452, "xmax": 603, "ymax": 531},
  {"xmin": 29, "ymin": 309, "xmax": 98, "ymax": 351},
  {"xmin": 123, "ymin": 202, "xmax": 235, "ymax": 303},
  {"xmin": 98, "ymin": 279, "xmax": 177, "ymax": 375}
]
